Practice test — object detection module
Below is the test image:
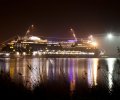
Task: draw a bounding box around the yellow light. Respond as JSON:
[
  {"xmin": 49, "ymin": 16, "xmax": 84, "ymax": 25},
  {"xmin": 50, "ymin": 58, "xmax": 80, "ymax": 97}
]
[
  {"xmin": 91, "ymin": 42, "xmax": 97, "ymax": 47},
  {"xmin": 23, "ymin": 52, "xmax": 26, "ymax": 55},
  {"xmin": 16, "ymin": 52, "xmax": 20, "ymax": 56},
  {"xmin": 10, "ymin": 46, "xmax": 13, "ymax": 48}
]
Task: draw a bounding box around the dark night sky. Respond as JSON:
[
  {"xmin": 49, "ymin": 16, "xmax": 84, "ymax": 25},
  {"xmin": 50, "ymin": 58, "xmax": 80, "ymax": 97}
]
[{"xmin": 0, "ymin": 0, "xmax": 120, "ymax": 42}]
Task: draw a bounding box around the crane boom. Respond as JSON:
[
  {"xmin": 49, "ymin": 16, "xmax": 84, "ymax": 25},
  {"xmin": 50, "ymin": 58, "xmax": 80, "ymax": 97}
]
[
  {"xmin": 70, "ymin": 28, "xmax": 77, "ymax": 41},
  {"xmin": 26, "ymin": 25, "xmax": 34, "ymax": 36}
]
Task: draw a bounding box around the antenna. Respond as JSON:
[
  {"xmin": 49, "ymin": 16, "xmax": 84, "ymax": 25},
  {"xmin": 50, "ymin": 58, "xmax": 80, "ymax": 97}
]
[{"xmin": 70, "ymin": 28, "xmax": 77, "ymax": 41}]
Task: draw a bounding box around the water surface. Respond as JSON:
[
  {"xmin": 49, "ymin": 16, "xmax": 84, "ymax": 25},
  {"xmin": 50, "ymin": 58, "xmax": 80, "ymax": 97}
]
[{"xmin": 0, "ymin": 57, "xmax": 120, "ymax": 95}]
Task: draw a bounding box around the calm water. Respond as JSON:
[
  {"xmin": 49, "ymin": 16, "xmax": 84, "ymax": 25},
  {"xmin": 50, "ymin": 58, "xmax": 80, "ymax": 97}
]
[{"xmin": 0, "ymin": 57, "xmax": 120, "ymax": 93}]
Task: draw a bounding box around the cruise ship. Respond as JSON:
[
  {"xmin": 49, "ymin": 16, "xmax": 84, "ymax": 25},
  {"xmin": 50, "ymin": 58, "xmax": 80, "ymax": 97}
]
[{"xmin": 0, "ymin": 25, "xmax": 101, "ymax": 58}]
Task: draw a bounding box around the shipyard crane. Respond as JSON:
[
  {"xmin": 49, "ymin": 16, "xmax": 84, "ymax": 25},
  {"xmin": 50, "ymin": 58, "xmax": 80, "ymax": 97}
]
[
  {"xmin": 26, "ymin": 24, "xmax": 34, "ymax": 36},
  {"xmin": 70, "ymin": 28, "xmax": 77, "ymax": 42}
]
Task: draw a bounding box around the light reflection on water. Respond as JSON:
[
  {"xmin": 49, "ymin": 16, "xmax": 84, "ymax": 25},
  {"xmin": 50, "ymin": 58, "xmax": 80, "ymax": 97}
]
[
  {"xmin": 106, "ymin": 58, "xmax": 116, "ymax": 91},
  {"xmin": 87, "ymin": 58, "xmax": 98, "ymax": 87},
  {"xmin": 0, "ymin": 57, "xmax": 120, "ymax": 92}
]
